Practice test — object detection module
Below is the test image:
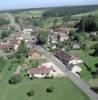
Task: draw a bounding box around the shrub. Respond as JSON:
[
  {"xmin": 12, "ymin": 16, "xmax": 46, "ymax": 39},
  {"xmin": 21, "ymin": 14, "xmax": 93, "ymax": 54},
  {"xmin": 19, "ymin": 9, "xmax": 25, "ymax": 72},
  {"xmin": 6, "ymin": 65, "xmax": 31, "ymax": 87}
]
[
  {"xmin": 9, "ymin": 74, "xmax": 22, "ymax": 85},
  {"xmin": 46, "ymin": 86, "xmax": 54, "ymax": 93},
  {"xmin": 27, "ymin": 89, "xmax": 35, "ymax": 97}
]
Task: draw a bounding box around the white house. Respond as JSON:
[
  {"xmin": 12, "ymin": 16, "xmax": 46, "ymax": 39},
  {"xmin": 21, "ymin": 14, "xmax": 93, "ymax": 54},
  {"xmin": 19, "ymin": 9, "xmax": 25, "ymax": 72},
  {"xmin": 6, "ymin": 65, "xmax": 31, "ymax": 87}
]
[
  {"xmin": 69, "ymin": 59, "xmax": 83, "ymax": 65},
  {"xmin": 72, "ymin": 65, "xmax": 82, "ymax": 77},
  {"xmin": 27, "ymin": 66, "xmax": 50, "ymax": 78}
]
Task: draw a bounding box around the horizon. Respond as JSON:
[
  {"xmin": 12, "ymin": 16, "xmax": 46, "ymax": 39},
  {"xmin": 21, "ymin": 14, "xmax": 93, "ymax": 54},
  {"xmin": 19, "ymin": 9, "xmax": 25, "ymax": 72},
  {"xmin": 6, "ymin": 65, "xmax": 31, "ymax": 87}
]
[{"xmin": 0, "ymin": 0, "xmax": 98, "ymax": 11}]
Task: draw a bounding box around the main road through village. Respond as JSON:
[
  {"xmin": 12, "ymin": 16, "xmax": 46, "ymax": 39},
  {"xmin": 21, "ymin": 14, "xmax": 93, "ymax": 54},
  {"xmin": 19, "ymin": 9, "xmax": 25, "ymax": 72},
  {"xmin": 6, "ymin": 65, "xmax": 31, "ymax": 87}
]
[{"xmin": 6, "ymin": 13, "xmax": 98, "ymax": 100}]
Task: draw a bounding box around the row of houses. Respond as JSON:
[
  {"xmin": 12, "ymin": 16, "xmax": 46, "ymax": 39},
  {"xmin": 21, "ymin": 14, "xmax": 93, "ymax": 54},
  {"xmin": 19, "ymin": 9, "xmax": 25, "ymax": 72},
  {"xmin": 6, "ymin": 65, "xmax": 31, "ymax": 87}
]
[
  {"xmin": 0, "ymin": 32, "xmax": 23, "ymax": 51},
  {"xmin": 55, "ymin": 50, "xmax": 83, "ymax": 76},
  {"xmin": 0, "ymin": 24, "xmax": 34, "ymax": 51}
]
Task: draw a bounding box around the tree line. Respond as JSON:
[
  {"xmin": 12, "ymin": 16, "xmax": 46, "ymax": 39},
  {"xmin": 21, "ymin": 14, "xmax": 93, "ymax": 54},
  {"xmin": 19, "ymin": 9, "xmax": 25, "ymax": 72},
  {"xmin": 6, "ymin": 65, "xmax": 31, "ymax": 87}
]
[{"xmin": 42, "ymin": 5, "xmax": 98, "ymax": 17}]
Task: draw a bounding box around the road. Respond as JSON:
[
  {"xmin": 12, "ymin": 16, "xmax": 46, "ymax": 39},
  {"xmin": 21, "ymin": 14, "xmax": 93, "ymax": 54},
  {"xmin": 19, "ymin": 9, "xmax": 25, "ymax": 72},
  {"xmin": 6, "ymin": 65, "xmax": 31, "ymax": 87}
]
[
  {"xmin": 35, "ymin": 46, "xmax": 98, "ymax": 100},
  {"xmin": 6, "ymin": 13, "xmax": 21, "ymax": 32}
]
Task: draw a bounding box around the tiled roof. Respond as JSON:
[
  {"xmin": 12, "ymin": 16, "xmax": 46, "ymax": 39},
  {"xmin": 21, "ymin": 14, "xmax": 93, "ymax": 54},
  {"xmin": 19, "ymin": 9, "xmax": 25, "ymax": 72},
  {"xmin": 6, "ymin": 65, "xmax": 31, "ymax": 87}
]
[{"xmin": 28, "ymin": 66, "xmax": 50, "ymax": 75}]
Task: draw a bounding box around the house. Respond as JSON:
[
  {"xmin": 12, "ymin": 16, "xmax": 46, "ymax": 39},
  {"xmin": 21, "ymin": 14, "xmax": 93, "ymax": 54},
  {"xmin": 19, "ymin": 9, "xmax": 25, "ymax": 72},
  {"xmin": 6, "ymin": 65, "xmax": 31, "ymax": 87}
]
[
  {"xmin": 55, "ymin": 51, "xmax": 83, "ymax": 66},
  {"xmin": 70, "ymin": 42, "xmax": 80, "ymax": 50},
  {"xmin": 22, "ymin": 25, "xmax": 33, "ymax": 34},
  {"xmin": 9, "ymin": 38, "xmax": 20, "ymax": 50},
  {"xmin": 27, "ymin": 66, "xmax": 50, "ymax": 78},
  {"xmin": 22, "ymin": 25, "xmax": 33, "ymax": 41},
  {"xmin": 47, "ymin": 34, "xmax": 58, "ymax": 49},
  {"xmin": 0, "ymin": 24, "xmax": 16, "ymax": 30},
  {"xmin": 72, "ymin": 65, "xmax": 82, "ymax": 77},
  {"xmin": 14, "ymin": 32, "xmax": 24, "ymax": 40},
  {"xmin": 7, "ymin": 32, "xmax": 24, "ymax": 50},
  {"xmin": 0, "ymin": 43, "xmax": 13, "ymax": 51},
  {"xmin": 0, "ymin": 38, "xmax": 19, "ymax": 51},
  {"xmin": 0, "ymin": 32, "xmax": 23, "ymax": 51},
  {"xmin": 42, "ymin": 62, "xmax": 65, "ymax": 77},
  {"xmin": 69, "ymin": 59, "xmax": 83, "ymax": 65},
  {"xmin": 28, "ymin": 48, "xmax": 41, "ymax": 59},
  {"xmin": 90, "ymin": 32, "xmax": 97, "ymax": 37},
  {"xmin": 59, "ymin": 32, "xmax": 69, "ymax": 42},
  {"xmin": 85, "ymin": 32, "xmax": 97, "ymax": 38},
  {"xmin": 55, "ymin": 51, "xmax": 72, "ymax": 65},
  {"xmin": 48, "ymin": 29, "xmax": 69, "ymax": 49}
]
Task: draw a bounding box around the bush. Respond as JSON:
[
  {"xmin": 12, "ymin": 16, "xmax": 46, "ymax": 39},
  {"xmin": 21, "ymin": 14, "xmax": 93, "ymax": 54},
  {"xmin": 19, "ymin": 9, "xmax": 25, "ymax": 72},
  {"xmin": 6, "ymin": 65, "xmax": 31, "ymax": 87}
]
[
  {"xmin": 27, "ymin": 90, "xmax": 35, "ymax": 97},
  {"xmin": 9, "ymin": 74, "xmax": 22, "ymax": 85},
  {"xmin": 46, "ymin": 86, "xmax": 54, "ymax": 93}
]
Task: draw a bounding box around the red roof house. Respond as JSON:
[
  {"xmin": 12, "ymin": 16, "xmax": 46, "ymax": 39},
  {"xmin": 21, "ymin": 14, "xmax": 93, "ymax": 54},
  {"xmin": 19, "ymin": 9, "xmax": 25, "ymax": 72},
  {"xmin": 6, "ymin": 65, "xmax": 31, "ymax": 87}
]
[{"xmin": 28, "ymin": 66, "xmax": 50, "ymax": 78}]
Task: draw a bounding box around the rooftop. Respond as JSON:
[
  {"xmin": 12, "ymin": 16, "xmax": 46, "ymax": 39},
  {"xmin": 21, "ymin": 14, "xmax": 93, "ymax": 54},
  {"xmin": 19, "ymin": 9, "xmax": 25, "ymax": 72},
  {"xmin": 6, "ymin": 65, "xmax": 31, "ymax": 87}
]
[{"xmin": 28, "ymin": 66, "xmax": 50, "ymax": 75}]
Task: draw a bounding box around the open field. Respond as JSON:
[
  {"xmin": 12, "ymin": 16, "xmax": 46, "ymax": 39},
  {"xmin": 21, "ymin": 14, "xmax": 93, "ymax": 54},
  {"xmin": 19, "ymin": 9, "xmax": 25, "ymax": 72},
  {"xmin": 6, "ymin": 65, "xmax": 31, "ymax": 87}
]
[
  {"xmin": 13, "ymin": 9, "xmax": 46, "ymax": 18},
  {"xmin": 42, "ymin": 17, "xmax": 63, "ymax": 28},
  {"xmin": 0, "ymin": 78, "xmax": 89, "ymax": 100},
  {"xmin": 72, "ymin": 10, "xmax": 98, "ymax": 18}
]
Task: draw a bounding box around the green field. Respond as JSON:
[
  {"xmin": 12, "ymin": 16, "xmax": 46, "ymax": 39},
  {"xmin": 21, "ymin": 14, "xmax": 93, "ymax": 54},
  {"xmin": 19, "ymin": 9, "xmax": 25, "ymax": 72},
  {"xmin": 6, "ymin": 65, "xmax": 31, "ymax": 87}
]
[
  {"xmin": 42, "ymin": 17, "xmax": 63, "ymax": 28},
  {"xmin": 72, "ymin": 10, "xmax": 98, "ymax": 18},
  {"xmin": 0, "ymin": 78, "xmax": 89, "ymax": 100},
  {"xmin": 13, "ymin": 9, "xmax": 46, "ymax": 18}
]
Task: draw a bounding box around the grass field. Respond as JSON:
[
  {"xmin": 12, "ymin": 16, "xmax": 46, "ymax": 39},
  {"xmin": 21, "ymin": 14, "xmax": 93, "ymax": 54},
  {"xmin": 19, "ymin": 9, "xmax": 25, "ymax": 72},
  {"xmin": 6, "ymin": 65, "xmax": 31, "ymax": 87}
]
[
  {"xmin": 72, "ymin": 10, "xmax": 98, "ymax": 18},
  {"xmin": 13, "ymin": 9, "xmax": 46, "ymax": 18},
  {"xmin": 0, "ymin": 78, "xmax": 89, "ymax": 100}
]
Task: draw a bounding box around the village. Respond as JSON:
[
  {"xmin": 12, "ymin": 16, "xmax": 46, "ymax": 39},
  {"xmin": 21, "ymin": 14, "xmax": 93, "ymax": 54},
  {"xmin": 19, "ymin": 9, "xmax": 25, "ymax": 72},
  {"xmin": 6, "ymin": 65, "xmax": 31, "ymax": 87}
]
[
  {"xmin": 0, "ymin": 6, "xmax": 98, "ymax": 100},
  {"xmin": 0, "ymin": 18, "xmax": 85, "ymax": 78}
]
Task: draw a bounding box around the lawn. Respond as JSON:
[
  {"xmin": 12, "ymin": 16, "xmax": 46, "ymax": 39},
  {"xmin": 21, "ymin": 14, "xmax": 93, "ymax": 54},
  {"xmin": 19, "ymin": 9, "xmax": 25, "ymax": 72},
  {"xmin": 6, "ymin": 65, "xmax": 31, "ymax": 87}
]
[{"xmin": 0, "ymin": 78, "xmax": 89, "ymax": 100}]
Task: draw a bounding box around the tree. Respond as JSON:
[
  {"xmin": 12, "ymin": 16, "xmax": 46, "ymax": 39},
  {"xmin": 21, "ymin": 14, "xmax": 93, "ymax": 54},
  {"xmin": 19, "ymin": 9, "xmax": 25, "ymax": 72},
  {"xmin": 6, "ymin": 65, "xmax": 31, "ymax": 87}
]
[
  {"xmin": 53, "ymin": 18, "xmax": 58, "ymax": 30},
  {"xmin": 46, "ymin": 86, "xmax": 54, "ymax": 93},
  {"xmin": 15, "ymin": 40, "xmax": 28, "ymax": 63},
  {"xmin": 0, "ymin": 57, "xmax": 6, "ymax": 72},
  {"xmin": 27, "ymin": 89, "xmax": 35, "ymax": 97},
  {"xmin": 9, "ymin": 74, "xmax": 22, "ymax": 85},
  {"xmin": 69, "ymin": 31, "xmax": 80, "ymax": 42},
  {"xmin": 0, "ymin": 19, "xmax": 10, "ymax": 27},
  {"xmin": 93, "ymin": 44, "xmax": 98, "ymax": 56},
  {"xmin": 37, "ymin": 32, "xmax": 48, "ymax": 45},
  {"xmin": 0, "ymin": 30, "xmax": 11, "ymax": 40},
  {"xmin": 62, "ymin": 16, "xmax": 70, "ymax": 26},
  {"xmin": 78, "ymin": 15, "xmax": 96, "ymax": 32},
  {"xmin": 17, "ymin": 40, "xmax": 28, "ymax": 57},
  {"xmin": 81, "ymin": 43, "xmax": 87, "ymax": 50}
]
